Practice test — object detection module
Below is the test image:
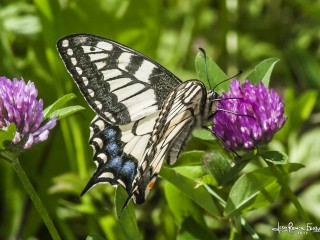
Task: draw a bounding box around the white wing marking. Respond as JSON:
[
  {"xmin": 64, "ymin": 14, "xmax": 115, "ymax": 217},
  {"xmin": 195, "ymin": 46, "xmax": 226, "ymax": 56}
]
[
  {"xmin": 135, "ymin": 113, "xmax": 159, "ymax": 135},
  {"xmin": 118, "ymin": 179, "xmax": 126, "ymax": 189},
  {"xmin": 76, "ymin": 67, "xmax": 83, "ymax": 75},
  {"xmin": 98, "ymin": 172, "xmax": 114, "ymax": 179},
  {"xmin": 124, "ymin": 135, "xmax": 150, "ymax": 160},
  {"xmin": 82, "ymin": 77, "xmax": 89, "ymax": 86},
  {"xmin": 134, "ymin": 60, "xmax": 155, "ymax": 83},
  {"xmin": 117, "ymin": 88, "xmax": 158, "ymax": 121},
  {"xmin": 71, "ymin": 58, "xmax": 77, "ymax": 65},
  {"xmin": 88, "ymin": 89, "xmax": 94, "ymax": 97},
  {"xmin": 67, "ymin": 49, "xmax": 73, "ymax": 55},
  {"xmin": 120, "ymin": 126, "xmax": 135, "ymax": 143},
  {"xmin": 113, "ymin": 83, "xmax": 145, "ymax": 102},
  {"xmin": 120, "ymin": 112, "xmax": 159, "ymax": 160},
  {"xmin": 118, "ymin": 52, "xmax": 133, "ymax": 70},
  {"xmin": 97, "ymin": 153, "xmax": 108, "ymax": 163},
  {"xmin": 108, "ymin": 78, "xmax": 132, "ymax": 92},
  {"xmin": 89, "ymin": 53, "xmax": 109, "ymax": 61},
  {"xmin": 96, "ymin": 41, "xmax": 113, "ymax": 51},
  {"xmin": 94, "ymin": 100, "xmax": 102, "ymax": 110},
  {"xmin": 95, "ymin": 61, "xmax": 106, "ymax": 70},
  {"xmin": 92, "ymin": 137, "xmax": 103, "ymax": 149},
  {"xmin": 102, "ymin": 69, "xmax": 122, "ymax": 80},
  {"xmin": 163, "ymin": 117, "xmax": 190, "ymax": 145},
  {"xmin": 62, "ymin": 40, "xmax": 69, "ymax": 47},
  {"xmin": 95, "ymin": 118, "xmax": 106, "ymax": 131}
]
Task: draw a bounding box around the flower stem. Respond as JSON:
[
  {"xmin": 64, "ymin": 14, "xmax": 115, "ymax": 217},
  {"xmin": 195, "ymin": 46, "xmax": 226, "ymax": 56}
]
[
  {"xmin": 265, "ymin": 161, "xmax": 315, "ymax": 240},
  {"xmin": 11, "ymin": 159, "xmax": 61, "ymax": 240},
  {"xmin": 203, "ymin": 185, "xmax": 261, "ymax": 239}
]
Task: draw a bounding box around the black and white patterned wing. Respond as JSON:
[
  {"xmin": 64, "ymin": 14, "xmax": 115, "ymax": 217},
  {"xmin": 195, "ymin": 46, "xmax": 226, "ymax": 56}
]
[
  {"xmin": 57, "ymin": 34, "xmax": 181, "ymax": 125},
  {"xmin": 128, "ymin": 80, "xmax": 208, "ymax": 204},
  {"xmin": 81, "ymin": 111, "xmax": 160, "ymax": 196}
]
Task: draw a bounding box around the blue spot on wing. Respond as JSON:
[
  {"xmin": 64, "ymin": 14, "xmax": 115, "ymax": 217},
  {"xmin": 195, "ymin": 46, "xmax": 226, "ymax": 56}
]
[
  {"xmin": 103, "ymin": 128, "xmax": 117, "ymax": 140},
  {"xmin": 105, "ymin": 142, "xmax": 121, "ymax": 157},
  {"xmin": 89, "ymin": 124, "xmax": 139, "ymax": 193},
  {"xmin": 108, "ymin": 156, "xmax": 122, "ymax": 169},
  {"xmin": 120, "ymin": 160, "xmax": 137, "ymax": 184}
]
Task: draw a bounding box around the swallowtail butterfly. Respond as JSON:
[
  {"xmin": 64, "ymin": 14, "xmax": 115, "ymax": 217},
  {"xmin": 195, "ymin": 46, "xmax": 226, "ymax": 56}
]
[{"xmin": 57, "ymin": 34, "xmax": 217, "ymax": 207}]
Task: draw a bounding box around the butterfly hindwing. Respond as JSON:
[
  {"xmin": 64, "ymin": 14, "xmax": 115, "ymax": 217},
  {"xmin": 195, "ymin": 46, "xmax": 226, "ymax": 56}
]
[
  {"xmin": 57, "ymin": 34, "xmax": 181, "ymax": 125},
  {"xmin": 82, "ymin": 111, "xmax": 160, "ymax": 195}
]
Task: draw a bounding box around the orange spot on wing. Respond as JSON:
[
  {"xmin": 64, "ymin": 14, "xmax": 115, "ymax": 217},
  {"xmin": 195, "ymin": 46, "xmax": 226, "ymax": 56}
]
[{"xmin": 147, "ymin": 179, "xmax": 156, "ymax": 190}]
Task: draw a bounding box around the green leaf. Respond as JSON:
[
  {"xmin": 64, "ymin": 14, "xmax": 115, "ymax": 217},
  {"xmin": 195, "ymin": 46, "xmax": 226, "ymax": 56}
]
[
  {"xmin": 192, "ymin": 129, "xmax": 214, "ymax": 141},
  {"xmin": 195, "ymin": 50, "xmax": 228, "ymax": 92},
  {"xmin": 164, "ymin": 183, "xmax": 217, "ymax": 240},
  {"xmin": 282, "ymin": 162, "xmax": 305, "ymax": 172},
  {"xmin": 115, "ymin": 187, "xmax": 141, "ymax": 240},
  {"xmin": 259, "ymin": 150, "xmax": 288, "ymax": 164},
  {"xmin": 46, "ymin": 106, "xmax": 85, "ymax": 120},
  {"xmin": 0, "ymin": 123, "xmax": 16, "ymax": 150},
  {"xmin": 160, "ymin": 166, "xmax": 220, "ymax": 217},
  {"xmin": 244, "ymin": 58, "xmax": 279, "ymax": 87},
  {"xmin": 174, "ymin": 150, "xmax": 205, "ymax": 167},
  {"xmin": 164, "ymin": 182, "xmax": 204, "ymax": 223},
  {"xmin": 297, "ymin": 90, "xmax": 318, "ymax": 120},
  {"xmin": 203, "ymin": 151, "xmax": 251, "ymax": 186},
  {"xmin": 199, "ymin": 174, "xmax": 218, "ymax": 187},
  {"xmin": 173, "ymin": 166, "xmax": 204, "ymax": 179},
  {"xmin": 178, "ymin": 218, "xmax": 217, "ymax": 240},
  {"xmin": 178, "ymin": 215, "xmax": 218, "ymax": 240},
  {"xmin": 48, "ymin": 173, "xmax": 84, "ymax": 195},
  {"xmin": 86, "ymin": 233, "xmax": 106, "ymax": 240},
  {"xmin": 277, "ymin": 89, "xmax": 317, "ymax": 140},
  {"xmin": 224, "ymin": 163, "xmax": 304, "ymax": 217},
  {"xmin": 43, "ymin": 93, "xmax": 78, "ymax": 119}
]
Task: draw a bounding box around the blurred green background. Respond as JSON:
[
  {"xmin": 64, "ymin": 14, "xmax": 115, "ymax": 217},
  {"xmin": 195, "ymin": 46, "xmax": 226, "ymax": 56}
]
[{"xmin": 0, "ymin": 0, "xmax": 319, "ymax": 239}]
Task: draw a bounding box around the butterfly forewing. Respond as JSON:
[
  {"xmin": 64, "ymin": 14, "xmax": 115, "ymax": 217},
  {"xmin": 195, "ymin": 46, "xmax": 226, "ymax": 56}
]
[{"xmin": 57, "ymin": 34, "xmax": 181, "ymax": 125}]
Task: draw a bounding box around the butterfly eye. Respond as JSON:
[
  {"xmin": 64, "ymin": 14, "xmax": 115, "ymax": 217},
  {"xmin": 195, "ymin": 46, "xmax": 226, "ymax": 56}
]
[{"xmin": 212, "ymin": 91, "xmax": 219, "ymax": 101}]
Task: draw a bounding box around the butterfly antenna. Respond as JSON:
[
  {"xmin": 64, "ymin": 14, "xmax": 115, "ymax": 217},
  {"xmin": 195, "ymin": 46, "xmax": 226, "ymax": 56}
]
[
  {"xmin": 199, "ymin": 48, "xmax": 212, "ymax": 89},
  {"xmin": 212, "ymin": 70, "xmax": 242, "ymax": 91}
]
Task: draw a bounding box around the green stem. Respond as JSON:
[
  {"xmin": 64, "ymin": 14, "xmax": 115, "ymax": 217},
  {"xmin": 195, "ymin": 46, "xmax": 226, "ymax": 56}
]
[
  {"xmin": 204, "ymin": 185, "xmax": 261, "ymax": 240},
  {"xmin": 11, "ymin": 159, "xmax": 61, "ymax": 240},
  {"xmin": 266, "ymin": 161, "xmax": 315, "ymax": 240}
]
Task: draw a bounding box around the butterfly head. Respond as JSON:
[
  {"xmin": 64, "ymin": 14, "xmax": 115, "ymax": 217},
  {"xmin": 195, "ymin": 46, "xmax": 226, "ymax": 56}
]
[
  {"xmin": 205, "ymin": 89, "xmax": 220, "ymax": 113},
  {"xmin": 208, "ymin": 89, "xmax": 219, "ymax": 101}
]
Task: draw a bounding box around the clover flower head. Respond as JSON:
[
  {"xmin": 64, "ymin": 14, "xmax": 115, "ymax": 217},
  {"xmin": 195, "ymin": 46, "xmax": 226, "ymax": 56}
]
[
  {"xmin": 212, "ymin": 80, "xmax": 287, "ymax": 151},
  {"xmin": 0, "ymin": 77, "xmax": 57, "ymax": 149}
]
